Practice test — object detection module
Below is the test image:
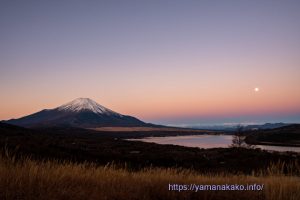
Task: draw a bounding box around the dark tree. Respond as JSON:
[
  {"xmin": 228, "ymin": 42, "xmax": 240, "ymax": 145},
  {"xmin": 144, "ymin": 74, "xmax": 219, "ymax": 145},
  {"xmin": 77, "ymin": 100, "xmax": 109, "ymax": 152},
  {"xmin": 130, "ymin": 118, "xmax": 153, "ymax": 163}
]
[
  {"xmin": 231, "ymin": 125, "xmax": 245, "ymax": 147},
  {"xmin": 231, "ymin": 125, "xmax": 254, "ymax": 148}
]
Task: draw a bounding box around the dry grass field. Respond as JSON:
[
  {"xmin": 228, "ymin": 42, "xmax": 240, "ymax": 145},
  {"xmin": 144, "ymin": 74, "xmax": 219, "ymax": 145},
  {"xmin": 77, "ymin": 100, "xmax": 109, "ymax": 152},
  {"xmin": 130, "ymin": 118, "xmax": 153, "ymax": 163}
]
[{"xmin": 0, "ymin": 152, "xmax": 299, "ymax": 200}]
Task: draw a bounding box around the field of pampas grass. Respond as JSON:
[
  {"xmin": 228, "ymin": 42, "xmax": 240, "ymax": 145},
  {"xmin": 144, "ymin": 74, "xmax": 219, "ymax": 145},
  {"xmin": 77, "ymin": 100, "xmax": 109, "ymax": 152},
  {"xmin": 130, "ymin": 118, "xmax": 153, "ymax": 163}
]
[{"xmin": 0, "ymin": 153, "xmax": 299, "ymax": 200}]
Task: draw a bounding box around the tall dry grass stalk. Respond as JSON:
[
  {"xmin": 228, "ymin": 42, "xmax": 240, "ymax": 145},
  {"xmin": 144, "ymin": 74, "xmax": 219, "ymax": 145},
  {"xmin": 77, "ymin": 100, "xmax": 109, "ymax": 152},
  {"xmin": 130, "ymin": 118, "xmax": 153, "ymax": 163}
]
[{"xmin": 0, "ymin": 153, "xmax": 299, "ymax": 200}]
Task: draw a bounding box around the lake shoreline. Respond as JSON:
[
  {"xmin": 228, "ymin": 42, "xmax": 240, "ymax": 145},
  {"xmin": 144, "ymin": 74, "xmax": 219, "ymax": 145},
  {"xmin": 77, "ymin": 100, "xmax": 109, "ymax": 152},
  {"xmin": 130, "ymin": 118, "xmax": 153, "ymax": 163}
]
[
  {"xmin": 2, "ymin": 124, "xmax": 300, "ymax": 174},
  {"xmin": 128, "ymin": 134, "xmax": 300, "ymax": 152},
  {"xmin": 246, "ymin": 141, "xmax": 300, "ymax": 147}
]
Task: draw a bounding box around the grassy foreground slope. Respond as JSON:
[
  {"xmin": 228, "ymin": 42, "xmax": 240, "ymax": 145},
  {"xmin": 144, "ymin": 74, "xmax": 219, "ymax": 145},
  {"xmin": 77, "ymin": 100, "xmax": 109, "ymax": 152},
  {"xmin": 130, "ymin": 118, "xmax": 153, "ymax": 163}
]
[{"xmin": 0, "ymin": 153, "xmax": 300, "ymax": 200}]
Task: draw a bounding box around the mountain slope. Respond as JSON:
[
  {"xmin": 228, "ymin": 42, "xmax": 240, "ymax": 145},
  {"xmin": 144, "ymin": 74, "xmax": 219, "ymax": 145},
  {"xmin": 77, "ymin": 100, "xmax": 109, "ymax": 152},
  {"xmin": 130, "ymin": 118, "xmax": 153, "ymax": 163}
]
[
  {"xmin": 5, "ymin": 98, "xmax": 148, "ymax": 128},
  {"xmin": 245, "ymin": 124, "xmax": 300, "ymax": 147}
]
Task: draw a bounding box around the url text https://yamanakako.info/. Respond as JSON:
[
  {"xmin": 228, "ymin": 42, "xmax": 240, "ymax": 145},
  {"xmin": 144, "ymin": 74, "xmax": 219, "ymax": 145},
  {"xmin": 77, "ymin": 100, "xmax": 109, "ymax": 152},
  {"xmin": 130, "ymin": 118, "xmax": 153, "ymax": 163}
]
[{"xmin": 169, "ymin": 183, "xmax": 264, "ymax": 192}]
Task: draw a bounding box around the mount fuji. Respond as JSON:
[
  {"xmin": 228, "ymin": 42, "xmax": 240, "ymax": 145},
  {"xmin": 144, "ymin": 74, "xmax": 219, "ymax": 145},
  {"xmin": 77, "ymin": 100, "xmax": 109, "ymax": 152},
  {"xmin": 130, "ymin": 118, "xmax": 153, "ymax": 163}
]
[{"xmin": 5, "ymin": 98, "xmax": 150, "ymax": 128}]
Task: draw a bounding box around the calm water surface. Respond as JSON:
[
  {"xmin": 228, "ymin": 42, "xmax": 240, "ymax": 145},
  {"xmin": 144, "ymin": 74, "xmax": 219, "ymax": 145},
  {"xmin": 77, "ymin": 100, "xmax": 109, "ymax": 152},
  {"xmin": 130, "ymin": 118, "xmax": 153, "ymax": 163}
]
[{"xmin": 129, "ymin": 135, "xmax": 300, "ymax": 152}]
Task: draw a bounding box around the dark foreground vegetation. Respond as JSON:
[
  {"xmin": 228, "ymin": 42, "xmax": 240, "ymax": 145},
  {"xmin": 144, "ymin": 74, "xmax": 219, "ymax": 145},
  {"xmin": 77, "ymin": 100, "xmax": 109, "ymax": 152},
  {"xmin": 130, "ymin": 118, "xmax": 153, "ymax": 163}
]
[
  {"xmin": 1, "ymin": 122, "xmax": 300, "ymax": 200},
  {"xmin": 1, "ymin": 122, "xmax": 299, "ymax": 174}
]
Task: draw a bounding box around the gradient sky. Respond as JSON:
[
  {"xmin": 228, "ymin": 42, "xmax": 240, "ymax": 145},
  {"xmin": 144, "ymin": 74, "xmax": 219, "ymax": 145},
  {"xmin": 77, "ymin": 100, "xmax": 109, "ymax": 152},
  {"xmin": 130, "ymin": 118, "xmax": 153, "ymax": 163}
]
[{"xmin": 1, "ymin": 0, "xmax": 300, "ymax": 125}]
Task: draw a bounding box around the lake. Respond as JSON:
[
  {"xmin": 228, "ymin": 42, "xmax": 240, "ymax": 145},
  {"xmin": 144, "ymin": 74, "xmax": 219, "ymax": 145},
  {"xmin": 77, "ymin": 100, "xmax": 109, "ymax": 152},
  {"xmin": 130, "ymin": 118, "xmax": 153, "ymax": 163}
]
[{"xmin": 129, "ymin": 135, "xmax": 300, "ymax": 153}]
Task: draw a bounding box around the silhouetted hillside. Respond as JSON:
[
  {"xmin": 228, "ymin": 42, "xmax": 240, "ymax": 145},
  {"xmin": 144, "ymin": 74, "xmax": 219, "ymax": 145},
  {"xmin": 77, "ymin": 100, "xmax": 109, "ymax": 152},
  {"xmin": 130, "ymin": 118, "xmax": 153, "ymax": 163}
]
[{"xmin": 245, "ymin": 124, "xmax": 300, "ymax": 147}]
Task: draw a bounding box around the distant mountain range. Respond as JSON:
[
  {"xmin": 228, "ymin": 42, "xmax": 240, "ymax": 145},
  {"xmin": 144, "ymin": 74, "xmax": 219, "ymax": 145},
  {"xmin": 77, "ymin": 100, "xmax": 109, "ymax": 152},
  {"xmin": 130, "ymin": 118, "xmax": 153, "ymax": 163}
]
[
  {"xmin": 3, "ymin": 98, "xmax": 296, "ymax": 131},
  {"xmin": 243, "ymin": 123, "xmax": 290, "ymax": 130},
  {"xmin": 189, "ymin": 123, "xmax": 291, "ymax": 131},
  {"xmin": 4, "ymin": 98, "xmax": 151, "ymax": 128}
]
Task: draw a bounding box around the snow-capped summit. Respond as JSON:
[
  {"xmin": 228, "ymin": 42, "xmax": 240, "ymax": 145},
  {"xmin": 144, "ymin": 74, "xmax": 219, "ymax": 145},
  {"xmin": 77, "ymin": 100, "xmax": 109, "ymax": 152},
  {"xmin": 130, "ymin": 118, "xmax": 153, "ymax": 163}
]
[
  {"xmin": 57, "ymin": 98, "xmax": 122, "ymax": 116},
  {"xmin": 5, "ymin": 98, "xmax": 149, "ymax": 128}
]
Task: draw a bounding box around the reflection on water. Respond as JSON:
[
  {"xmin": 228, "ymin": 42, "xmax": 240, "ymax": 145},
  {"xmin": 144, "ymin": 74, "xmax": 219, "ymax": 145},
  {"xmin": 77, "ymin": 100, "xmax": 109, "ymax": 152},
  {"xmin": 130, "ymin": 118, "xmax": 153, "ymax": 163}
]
[
  {"xmin": 129, "ymin": 135, "xmax": 300, "ymax": 153},
  {"xmin": 255, "ymin": 145, "xmax": 300, "ymax": 152}
]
